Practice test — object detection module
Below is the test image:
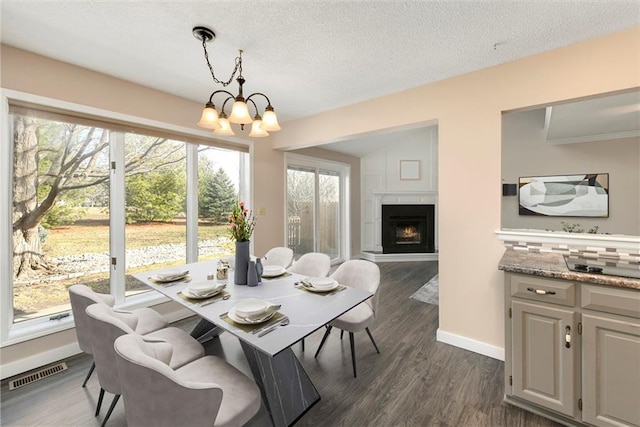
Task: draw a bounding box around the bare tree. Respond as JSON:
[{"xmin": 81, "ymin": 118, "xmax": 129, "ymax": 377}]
[{"xmin": 11, "ymin": 114, "xmax": 188, "ymax": 278}]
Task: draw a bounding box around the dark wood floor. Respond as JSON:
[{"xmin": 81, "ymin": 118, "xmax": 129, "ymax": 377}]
[{"xmin": 1, "ymin": 261, "xmax": 560, "ymax": 426}]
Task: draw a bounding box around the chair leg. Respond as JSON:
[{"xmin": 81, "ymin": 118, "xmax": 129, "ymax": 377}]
[
  {"xmin": 96, "ymin": 388, "xmax": 105, "ymax": 416},
  {"xmin": 101, "ymin": 394, "xmax": 120, "ymax": 427},
  {"xmin": 301, "ymin": 338, "xmax": 305, "ymax": 352},
  {"xmin": 82, "ymin": 361, "xmax": 95, "ymax": 387},
  {"xmin": 349, "ymin": 332, "xmax": 357, "ymax": 378},
  {"xmin": 314, "ymin": 325, "xmax": 333, "ymax": 358},
  {"xmin": 365, "ymin": 327, "xmax": 380, "ymax": 354}
]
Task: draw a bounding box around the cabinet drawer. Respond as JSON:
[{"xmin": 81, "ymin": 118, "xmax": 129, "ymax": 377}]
[
  {"xmin": 581, "ymin": 284, "xmax": 640, "ymax": 319},
  {"xmin": 510, "ymin": 274, "xmax": 575, "ymax": 307}
]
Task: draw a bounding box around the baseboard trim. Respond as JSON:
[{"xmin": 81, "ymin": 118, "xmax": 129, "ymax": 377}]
[
  {"xmin": 360, "ymin": 252, "xmax": 438, "ymax": 262},
  {"xmin": 0, "ymin": 342, "xmax": 81, "ymax": 381},
  {"xmin": 0, "ymin": 307, "xmax": 195, "ymax": 380},
  {"xmin": 437, "ymin": 328, "xmax": 505, "ymax": 361}
]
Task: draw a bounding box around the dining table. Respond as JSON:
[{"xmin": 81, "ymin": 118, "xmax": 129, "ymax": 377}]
[{"xmin": 133, "ymin": 259, "xmax": 373, "ymax": 427}]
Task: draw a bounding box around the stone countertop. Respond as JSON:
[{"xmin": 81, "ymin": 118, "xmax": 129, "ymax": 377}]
[{"xmin": 498, "ymin": 249, "xmax": 640, "ymax": 290}]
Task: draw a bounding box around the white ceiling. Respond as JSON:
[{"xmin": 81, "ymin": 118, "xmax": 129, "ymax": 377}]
[{"xmin": 1, "ymin": 1, "xmax": 639, "ymax": 156}]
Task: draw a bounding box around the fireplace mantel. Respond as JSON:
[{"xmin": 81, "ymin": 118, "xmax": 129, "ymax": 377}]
[{"xmin": 372, "ymin": 190, "xmax": 438, "ymax": 204}]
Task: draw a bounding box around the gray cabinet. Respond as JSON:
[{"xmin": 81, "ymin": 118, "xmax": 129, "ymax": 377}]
[
  {"xmin": 581, "ymin": 283, "xmax": 640, "ymax": 427},
  {"xmin": 512, "ymin": 300, "xmax": 577, "ymax": 418},
  {"xmin": 505, "ymin": 273, "xmax": 640, "ymax": 427}
]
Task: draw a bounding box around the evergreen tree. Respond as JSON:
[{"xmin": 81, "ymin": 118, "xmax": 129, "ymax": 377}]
[
  {"xmin": 126, "ymin": 169, "xmax": 185, "ymax": 223},
  {"xmin": 199, "ymin": 165, "xmax": 236, "ymax": 223}
]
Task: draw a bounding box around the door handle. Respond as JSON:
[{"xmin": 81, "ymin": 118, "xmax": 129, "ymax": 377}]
[{"xmin": 565, "ymin": 326, "xmax": 571, "ymax": 349}]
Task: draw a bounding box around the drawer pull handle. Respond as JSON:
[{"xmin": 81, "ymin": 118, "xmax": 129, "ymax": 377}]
[
  {"xmin": 565, "ymin": 326, "xmax": 571, "ymax": 349},
  {"xmin": 526, "ymin": 287, "xmax": 556, "ymax": 295}
]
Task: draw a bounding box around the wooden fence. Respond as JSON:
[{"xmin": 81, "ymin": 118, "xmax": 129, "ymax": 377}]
[{"xmin": 287, "ymin": 202, "xmax": 339, "ymax": 257}]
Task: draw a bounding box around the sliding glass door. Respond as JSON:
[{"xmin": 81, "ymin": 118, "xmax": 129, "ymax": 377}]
[{"xmin": 286, "ymin": 155, "xmax": 349, "ymax": 263}]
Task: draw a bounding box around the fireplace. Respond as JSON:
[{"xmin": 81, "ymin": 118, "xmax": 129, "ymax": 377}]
[{"xmin": 382, "ymin": 204, "xmax": 435, "ymax": 254}]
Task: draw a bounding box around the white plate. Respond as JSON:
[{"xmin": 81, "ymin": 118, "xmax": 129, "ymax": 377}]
[
  {"xmin": 181, "ymin": 287, "xmax": 223, "ymax": 299},
  {"xmin": 261, "ymin": 265, "xmax": 286, "ymax": 278},
  {"xmin": 234, "ymin": 298, "xmax": 270, "ymax": 318},
  {"xmin": 228, "ymin": 307, "xmax": 277, "ymax": 325},
  {"xmin": 302, "ymin": 280, "xmax": 340, "ymax": 293}
]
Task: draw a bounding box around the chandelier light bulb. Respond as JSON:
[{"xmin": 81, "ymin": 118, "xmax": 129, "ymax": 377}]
[
  {"xmin": 260, "ymin": 107, "xmax": 281, "ymax": 131},
  {"xmin": 229, "ymin": 100, "xmax": 253, "ymax": 124},
  {"xmin": 214, "ymin": 113, "xmax": 235, "ymax": 136},
  {"xmin": 249, "ymin": 117, "xmax": 269, "ymax": 137},
  {"xmin": 197, "ymin": 103, "xmax": 221, "ymax": 129}
]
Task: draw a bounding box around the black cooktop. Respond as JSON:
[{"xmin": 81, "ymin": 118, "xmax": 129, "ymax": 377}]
[{"xmin": 564, "ymin": 255, "xmax": 640, "ymax": 280}]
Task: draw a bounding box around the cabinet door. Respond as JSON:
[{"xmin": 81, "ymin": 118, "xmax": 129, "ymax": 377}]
[
  {"xmin": 583, "ymin": 314, "xmax": 640, "ymax": 427},
  {"xmin": 512, "ymin": 300, "xmax": 577, "ymax": 417}
]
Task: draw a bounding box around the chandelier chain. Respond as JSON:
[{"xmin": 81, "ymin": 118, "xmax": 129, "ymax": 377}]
[{"xmin": 201, "ymin": 38, "xmax": 242, "ymax": 87}]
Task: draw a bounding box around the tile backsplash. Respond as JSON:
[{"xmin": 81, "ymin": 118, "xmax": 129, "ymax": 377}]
[{"xmin": 502, "ymin": 239, "xmax": 640, "ymax": 269}]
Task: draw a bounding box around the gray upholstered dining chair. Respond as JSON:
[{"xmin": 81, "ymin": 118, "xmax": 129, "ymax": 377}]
[
  {"xmin": 114, "ymin": 333, "xmax": 261, "ymax": 427},
  {"xmin": 85, "ymin": 304, "xmax": 204, "ymax": 427},
  {"xmin": 314, "ymin": 259, "xmax": 381, "ymax": 378},
  {"xmin": 288, "ymin": 252, "xmax": 332, "ymax": 351},
  {"xmin": 68, "ymin": 284, "xmax": 168, "ymax": 389},
  {"xmin": 262, "ymin": 246, "xmax": 294, "ymax": 269}
]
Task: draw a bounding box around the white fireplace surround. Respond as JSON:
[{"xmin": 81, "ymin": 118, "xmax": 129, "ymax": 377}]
[{"xmin": 361, "ymin": 190, "xmax": 438, "ymax": 262}]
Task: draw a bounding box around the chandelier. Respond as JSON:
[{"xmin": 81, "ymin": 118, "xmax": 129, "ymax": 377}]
[{"xmin": 193, "ymin": 26, "xmax": 281, "ymax": 137}]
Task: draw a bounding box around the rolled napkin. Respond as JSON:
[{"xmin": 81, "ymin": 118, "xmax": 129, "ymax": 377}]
[{"xmin": 156, "ymin": 268, "xmax": 189, "ymax": 280}]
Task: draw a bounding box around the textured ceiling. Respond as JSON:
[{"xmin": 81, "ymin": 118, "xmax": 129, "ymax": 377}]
[{"xmin": 1, "ymin": 1, "xmax": 639, "ymax": 155}]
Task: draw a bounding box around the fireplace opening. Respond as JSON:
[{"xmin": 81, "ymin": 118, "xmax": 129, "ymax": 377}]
[
  {"xmin": 382, "ymin": 204, "xmax": 434, "ymax": 254},
  {"xmin": 396, "ymin": 223, "xmax": 421, "ymax": 245}
]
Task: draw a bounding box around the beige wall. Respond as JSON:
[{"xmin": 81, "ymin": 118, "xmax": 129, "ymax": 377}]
[
  {"xmin": 502, "ymin": 108, "xmax": 640, "ymax": 235},
  {"xmin": 270, "ymin": 27, "xmax": 640, "ymax": 355},
  {"xmin": 251, "ymin": 140, "xmax": 286, "ymax": 257}
]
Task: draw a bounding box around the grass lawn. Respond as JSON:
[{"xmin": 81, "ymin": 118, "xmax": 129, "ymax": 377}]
[{"xmin": 44, "ymin": 220, "xmax": 230, "ymax": 257}]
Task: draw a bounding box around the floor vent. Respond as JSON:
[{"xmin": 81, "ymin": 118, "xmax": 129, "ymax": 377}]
[{"xmin": 8, "ymin": 362, "xmax": 68, "ymax": 390}]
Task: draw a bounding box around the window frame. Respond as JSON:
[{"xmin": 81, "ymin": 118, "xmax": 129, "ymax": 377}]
[{"xmin": 1, "ymin": 88, "xmax": 252, "ymax": 347}]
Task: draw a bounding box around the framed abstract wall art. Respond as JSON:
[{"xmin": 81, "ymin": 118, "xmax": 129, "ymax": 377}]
[{"xmin": 518, "ymin": 173, "xmax": 609, "ymax": 217}]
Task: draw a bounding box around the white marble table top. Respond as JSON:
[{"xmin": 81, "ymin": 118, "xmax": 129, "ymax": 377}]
[{"xmin": 134, "ymin": 259, "xmax": 374, "ymax": 357}]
